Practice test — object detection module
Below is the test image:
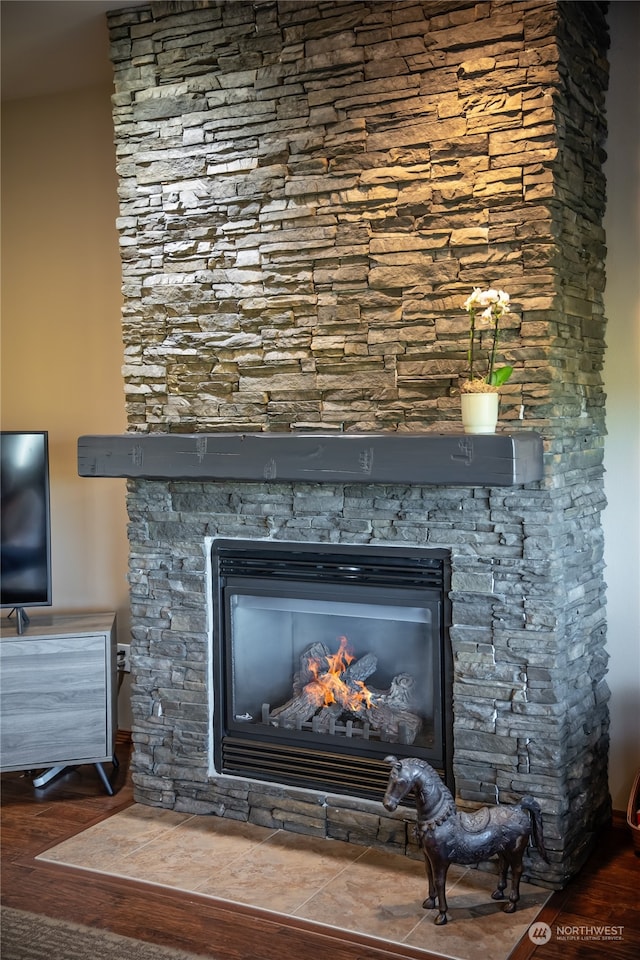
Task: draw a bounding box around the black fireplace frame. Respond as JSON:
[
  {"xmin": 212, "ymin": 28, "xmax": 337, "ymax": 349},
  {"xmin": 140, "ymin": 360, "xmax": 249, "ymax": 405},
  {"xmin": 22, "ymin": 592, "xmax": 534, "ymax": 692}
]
[{"xmin": 211, "ymin": 539, "xmax": 453, "ymax": 801}]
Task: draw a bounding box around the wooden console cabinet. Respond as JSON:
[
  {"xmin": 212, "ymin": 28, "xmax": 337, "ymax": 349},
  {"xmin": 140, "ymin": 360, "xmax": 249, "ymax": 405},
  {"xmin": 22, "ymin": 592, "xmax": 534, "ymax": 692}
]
[{"xmin": 0, "ymin": 612, "xmax": 118, "ymax": 794}]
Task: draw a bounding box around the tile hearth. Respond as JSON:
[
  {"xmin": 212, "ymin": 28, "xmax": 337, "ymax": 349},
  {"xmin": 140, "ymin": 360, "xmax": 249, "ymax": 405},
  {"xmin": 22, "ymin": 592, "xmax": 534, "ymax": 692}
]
[{"xmin": 38, "ymin": 803, "xmax": 548, "ymax": 959}]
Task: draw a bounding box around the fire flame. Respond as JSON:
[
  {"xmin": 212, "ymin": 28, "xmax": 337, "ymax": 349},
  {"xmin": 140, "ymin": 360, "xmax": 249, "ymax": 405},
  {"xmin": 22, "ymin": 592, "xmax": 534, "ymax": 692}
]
[{"xmin": 307, "ymin": 636, "xmax": 373, "ymax": 712}]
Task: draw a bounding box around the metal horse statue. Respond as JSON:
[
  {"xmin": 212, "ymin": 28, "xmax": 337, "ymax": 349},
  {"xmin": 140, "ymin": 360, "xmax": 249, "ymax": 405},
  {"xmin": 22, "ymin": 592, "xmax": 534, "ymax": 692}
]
[{"xmin": 383, "ymin": 756, "xmax": 548, "ymax": 925}]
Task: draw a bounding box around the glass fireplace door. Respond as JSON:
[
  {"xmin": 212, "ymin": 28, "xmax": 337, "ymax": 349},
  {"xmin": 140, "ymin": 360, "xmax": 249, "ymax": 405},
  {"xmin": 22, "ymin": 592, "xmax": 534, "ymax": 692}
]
[{"xmin": 212, "ymin": 540, "xmax": 451, "ymax": 800}]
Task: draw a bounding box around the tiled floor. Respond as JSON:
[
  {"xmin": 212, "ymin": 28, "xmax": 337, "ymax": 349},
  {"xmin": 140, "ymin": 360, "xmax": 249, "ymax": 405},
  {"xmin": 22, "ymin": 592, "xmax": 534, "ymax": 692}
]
[{"xmin": 37, "ymin": 804, "xmax": 549, "ymax": 960}]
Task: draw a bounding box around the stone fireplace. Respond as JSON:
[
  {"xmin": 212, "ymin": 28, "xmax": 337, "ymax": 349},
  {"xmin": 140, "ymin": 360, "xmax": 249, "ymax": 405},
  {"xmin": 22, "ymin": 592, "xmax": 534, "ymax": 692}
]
[{"xmin": 94, "ymin": 0, "xmax": 612, "ymax": 889}]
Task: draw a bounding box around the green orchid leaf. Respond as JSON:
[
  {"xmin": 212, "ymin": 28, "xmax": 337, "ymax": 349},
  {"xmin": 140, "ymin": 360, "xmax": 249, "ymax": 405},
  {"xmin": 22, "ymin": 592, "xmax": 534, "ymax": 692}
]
[{"xmin": 488, "ymin": 365, "xmax": 513, "ymax": 387}]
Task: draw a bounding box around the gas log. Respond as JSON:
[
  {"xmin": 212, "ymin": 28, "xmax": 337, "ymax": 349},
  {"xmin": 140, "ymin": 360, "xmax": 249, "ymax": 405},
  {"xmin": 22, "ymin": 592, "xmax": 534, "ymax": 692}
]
[{"xmin": 267, "ymin": 638, "xmax": 422, "ymax": 744}]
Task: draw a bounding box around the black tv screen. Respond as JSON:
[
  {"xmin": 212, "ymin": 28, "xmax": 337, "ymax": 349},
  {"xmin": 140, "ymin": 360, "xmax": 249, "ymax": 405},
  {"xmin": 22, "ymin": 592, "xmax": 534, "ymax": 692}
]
[{"xmin": 1, "ymin": 431, "xmax": 52, "ymax": 609}]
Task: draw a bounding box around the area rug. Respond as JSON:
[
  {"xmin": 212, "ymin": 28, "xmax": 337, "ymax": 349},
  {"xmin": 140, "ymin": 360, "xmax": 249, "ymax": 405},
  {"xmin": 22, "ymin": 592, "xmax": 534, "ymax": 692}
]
[
  {"xmin": 0, "ymin": 907, "xmax": 210, "ymax": 960},
  {"xmin": 36, "ymin": 803, "xmax": 549, "ymax": 960}
]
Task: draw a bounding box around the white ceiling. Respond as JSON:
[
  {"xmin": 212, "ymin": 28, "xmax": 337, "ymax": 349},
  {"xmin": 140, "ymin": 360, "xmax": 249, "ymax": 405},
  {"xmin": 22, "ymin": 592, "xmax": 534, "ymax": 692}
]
[{"xmin": 1, "ymin": 0, "xmax": 145, "ymax": 101}]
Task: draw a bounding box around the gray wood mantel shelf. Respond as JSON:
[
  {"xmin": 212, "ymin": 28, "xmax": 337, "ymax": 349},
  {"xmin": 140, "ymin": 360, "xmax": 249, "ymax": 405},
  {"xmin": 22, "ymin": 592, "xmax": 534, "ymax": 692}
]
[{"xmin": 78, "ymin": 432, "xmax": 544, "ymax": 486}]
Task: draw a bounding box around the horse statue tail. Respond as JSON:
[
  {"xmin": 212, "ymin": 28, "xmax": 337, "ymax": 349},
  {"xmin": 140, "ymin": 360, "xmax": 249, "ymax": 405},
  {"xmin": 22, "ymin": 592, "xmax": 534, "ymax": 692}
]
[{"xmin": 521, "ymin": 796, "xmax": 549, "ymax": 863}]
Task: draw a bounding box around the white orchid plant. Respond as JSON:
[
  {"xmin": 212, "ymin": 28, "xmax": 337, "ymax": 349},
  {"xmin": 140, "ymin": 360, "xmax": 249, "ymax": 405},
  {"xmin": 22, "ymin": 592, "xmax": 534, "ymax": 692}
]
[{"xmin": 462, "ymin": 286, "xmax": 513, "ymax": 392}]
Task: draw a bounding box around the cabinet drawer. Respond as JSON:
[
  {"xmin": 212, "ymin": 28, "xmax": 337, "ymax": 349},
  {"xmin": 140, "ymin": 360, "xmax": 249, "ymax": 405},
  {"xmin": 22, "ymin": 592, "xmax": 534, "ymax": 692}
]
[{"xmin": 0, "ymin": 635, "xmax": 108, "ymax": 768}]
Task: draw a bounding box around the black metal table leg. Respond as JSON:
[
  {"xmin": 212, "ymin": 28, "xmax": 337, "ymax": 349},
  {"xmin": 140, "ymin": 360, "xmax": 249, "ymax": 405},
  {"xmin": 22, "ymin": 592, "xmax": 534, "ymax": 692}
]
[{"xmin": 94, "ymin": 762, "xmax": 115, "ymax": 796}]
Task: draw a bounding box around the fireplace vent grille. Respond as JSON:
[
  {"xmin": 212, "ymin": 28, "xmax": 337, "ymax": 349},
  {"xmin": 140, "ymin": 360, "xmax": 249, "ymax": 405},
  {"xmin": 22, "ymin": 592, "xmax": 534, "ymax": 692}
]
[
  {"xmin": 221, "ymin": 735, "xmax": 408, "ymax": 802},
  {"xmin": 216, "ymin": 543, "xmax": 448, "ymax": 590}
]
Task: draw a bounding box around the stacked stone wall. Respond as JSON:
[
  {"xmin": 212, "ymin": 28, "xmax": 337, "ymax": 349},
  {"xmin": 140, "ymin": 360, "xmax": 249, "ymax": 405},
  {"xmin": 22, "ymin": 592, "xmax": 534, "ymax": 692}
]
[
  {"xmin": 126, "ymin": 472, "xmax": 609, "ymax": 886},
  {"xmin": 108, "ymin": 0, "xmax": 611, "ymax": 888},
  {"xmin": 110, "ymin": 0, "xmax": 606, "ymax": 440}
]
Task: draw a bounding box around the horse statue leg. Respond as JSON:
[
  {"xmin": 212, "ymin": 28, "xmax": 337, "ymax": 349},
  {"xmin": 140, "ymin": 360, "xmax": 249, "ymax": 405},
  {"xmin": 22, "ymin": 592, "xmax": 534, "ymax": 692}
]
[
  {"xmin": 503, "ymin": 849, "xmax": 525, "ymax": 914},
  {"xmin": 491, "ymin": 854, "xmax": 509, "ymax": 903},
  {"xmin": 423, "ymin": 853, "xmax": 450, "ymax": 925},
  {"xmin": 491, "ymin": 842, "xmax": 526, "ymax": 913},
  {"xmin": 421, "ymin": 852, "xmax": 437, "ymax": 910}
]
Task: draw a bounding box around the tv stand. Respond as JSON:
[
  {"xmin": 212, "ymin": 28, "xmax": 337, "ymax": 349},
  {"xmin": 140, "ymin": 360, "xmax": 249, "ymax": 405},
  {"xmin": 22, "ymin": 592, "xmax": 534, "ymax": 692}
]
[
  {"xmin": 7, "ymin": 606, "xmax": 30, "ymax": 635},
  {"xmin": 0, "ymin": 612, "xmax": 118, "ymax": 795}
]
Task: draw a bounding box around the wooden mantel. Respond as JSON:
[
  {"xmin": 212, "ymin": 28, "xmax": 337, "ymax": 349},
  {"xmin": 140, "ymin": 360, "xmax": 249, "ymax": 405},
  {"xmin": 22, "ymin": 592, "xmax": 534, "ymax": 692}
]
[{"xmin": 78, "ymin": 432, "xmax": 544, "ymax": 486}]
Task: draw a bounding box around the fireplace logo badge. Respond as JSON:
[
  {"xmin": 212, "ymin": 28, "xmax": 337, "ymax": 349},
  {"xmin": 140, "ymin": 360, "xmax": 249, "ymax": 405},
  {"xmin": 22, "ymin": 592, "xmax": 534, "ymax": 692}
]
[{"xmin": 527, "ymin": 922, "xmax": 552, "ymax": 945}]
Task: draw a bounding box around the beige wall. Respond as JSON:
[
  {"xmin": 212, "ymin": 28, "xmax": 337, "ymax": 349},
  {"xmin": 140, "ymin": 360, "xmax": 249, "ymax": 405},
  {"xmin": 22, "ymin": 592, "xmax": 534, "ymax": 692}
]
[
  {"xmin": 601, "ymin": 2, "xmax": 640, "ymax": 815},
  {"xmin": 1, "ymin": 10, "xmax": 638, "ymax": 808},
  {"xmin": 0, "ymin": 83, "xmax": 130, "ymax": 649}
]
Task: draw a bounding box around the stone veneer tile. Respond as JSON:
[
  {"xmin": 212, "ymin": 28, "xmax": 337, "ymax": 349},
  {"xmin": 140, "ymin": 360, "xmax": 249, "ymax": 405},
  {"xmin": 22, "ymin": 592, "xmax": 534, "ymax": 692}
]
[{"xmin": 37, "ymin": 805, "xmax": 195, "ymax": 871}]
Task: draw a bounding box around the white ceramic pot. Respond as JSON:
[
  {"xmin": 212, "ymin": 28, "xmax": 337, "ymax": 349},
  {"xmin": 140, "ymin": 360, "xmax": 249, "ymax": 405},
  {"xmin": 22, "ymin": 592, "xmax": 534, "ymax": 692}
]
[{"xmin": 460, "ymin": 391, "xmax": 499, "ymax": 434}]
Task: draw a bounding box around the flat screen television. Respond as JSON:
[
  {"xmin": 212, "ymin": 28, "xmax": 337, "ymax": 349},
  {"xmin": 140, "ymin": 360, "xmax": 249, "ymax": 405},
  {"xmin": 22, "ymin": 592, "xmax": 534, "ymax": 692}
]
[{"xmin": 1, "ymin": 431, "xmax": 52, "ymax": 633}]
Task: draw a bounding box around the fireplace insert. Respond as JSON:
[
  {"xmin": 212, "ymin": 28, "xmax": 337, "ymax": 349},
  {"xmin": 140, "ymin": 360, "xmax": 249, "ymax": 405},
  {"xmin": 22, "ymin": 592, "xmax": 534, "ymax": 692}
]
[{"xmin": 211, "ymin": 539, "xmax": 452, "ymax": 801}]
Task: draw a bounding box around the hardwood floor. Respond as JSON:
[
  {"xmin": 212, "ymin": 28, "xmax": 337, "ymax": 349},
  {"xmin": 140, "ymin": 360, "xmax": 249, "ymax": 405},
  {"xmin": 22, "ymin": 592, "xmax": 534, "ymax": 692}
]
[{"xmin": 2, "ymin": 736, "xmax": 638, "ymax": 960}]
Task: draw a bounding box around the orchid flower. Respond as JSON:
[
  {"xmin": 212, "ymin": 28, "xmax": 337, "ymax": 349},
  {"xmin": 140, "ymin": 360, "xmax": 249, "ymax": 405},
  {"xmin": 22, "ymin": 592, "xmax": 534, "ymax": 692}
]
[{"xmin": 463, "ymin": 287, "xmax": 512, "ymax": 386}]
